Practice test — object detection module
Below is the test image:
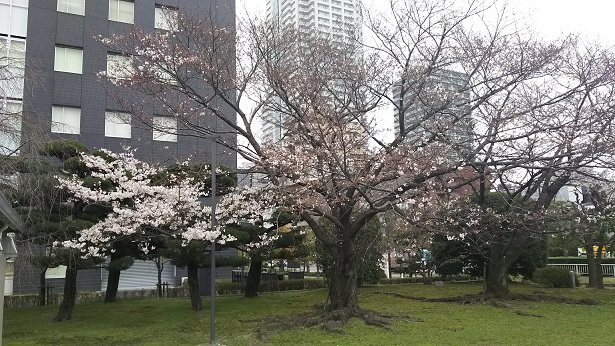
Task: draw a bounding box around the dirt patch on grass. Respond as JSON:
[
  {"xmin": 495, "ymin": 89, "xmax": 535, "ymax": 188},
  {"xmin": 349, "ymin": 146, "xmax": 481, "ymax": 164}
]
[{"xmin": 251, "ymin": 305, "xmax": 422, "ymax": 338}]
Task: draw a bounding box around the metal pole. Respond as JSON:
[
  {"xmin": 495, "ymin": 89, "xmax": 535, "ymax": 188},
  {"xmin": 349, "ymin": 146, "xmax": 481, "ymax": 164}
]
[{"xmin": 210, "ymin": 139, "xmax": 217, "ymax": 345}]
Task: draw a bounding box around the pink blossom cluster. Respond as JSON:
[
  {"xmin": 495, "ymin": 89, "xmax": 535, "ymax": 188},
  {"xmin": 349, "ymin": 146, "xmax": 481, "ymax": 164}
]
[{"xmin": 57, "ymin": 149, "xmax": 235, "ymax": 257}]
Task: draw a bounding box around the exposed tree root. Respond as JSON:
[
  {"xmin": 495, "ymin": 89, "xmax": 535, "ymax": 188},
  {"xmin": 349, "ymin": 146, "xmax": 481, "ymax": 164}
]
[
  {"xmin": 253, "ymin": 306, "xmax": 422, "ymax": 339},
  {"xmin": 376, "ymin": 291, "xmax": 599, "ymax": 318},
  {"xmin": 376, "ymin": 291, "xmax": 600, "ymax": 305}
]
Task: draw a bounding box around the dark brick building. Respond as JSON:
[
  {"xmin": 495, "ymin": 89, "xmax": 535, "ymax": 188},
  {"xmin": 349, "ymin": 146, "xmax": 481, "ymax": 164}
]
[{"xmin": 1, "ymin": 0, "xmax": 236, "ymax": 295}]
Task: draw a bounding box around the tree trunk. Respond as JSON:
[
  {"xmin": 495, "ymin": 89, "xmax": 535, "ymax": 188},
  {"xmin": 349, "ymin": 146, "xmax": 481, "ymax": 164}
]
[
  {"xmin": 39, "ymin": 269, "xmax": 47, "ymax": 306},
  {"xmin": 327, "ymin": 237, "xmax": 359, "ymax": 312},
  {"xmin": 54, "ymin": 259, "xmax": 78, "ymax": 322},
  {"xmin": 595, "ymin": 245, "xmax": 604, "ymax": 289},
  {"xmin": 187, "ymin": 261, "xmax": 201, "ymax": 311},
  {"xmin": 586, "ymin": 244, "xmax": 598, "ymax": 288},
  {"xmin": 244, "ymin": 256, "xmax": 262, "ymax": 298},
  {"xmin": 104, "ymin": 268, "xmax": 121, "ymax": 303},
  {"xmin": 156, "ymin": 257, "xmax": 163, "ymax": 298},
  {"xmin": 485, "ymin": 244, "xmax": 512, "ymax": 296}
]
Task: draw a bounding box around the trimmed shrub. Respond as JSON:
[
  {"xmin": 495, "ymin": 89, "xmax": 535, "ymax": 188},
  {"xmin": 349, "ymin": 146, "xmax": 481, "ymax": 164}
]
[
  {"xmin": 215, "ymin": 278, "xmax": 327, "ymax": 296},
  {"xmin": 548, "ymin": 257, "xmax": 615, "ymax": 264},
  {"xmin": 533, "ymin": 267, "xmax": 579, "ymax": 288},
  {"xmin": 378, "ymin": 275, "xmax": 474, "ymax": 285},
  {"xmin": 39, "ymin": 139, "xmax": 89, "ymax": 160}
]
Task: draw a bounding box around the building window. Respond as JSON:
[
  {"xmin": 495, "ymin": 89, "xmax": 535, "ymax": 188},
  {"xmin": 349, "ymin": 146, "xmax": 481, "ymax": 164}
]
[
  {"xmin": 106, "ymin": 53, "xmax": 132, "ymax": 79},
  {"xmin": 51, "ymin": 106, "xmax": 80, "ymax": 134},
  {"xmin": 0, "ymin": 36, "xmax": 26, "ymax": 69},
  {"xmin": 109, "ymin": 0, "xmax": 133, "ymax": 24},
  {"xmin": 57, "ymin": 0, "xmax": 85, "ymax": 15},
  {"xmin": 45, "ymin": 265, "xmax": 67, "ymax": 279},
  {"xmin": 0, "ymin": 100, "xmax": 22, "ymax": 155},
  {"xmin": 0, "ymin": 37, "xmax": 25, "ymax": 98},
  {"xmin": 153, "ymin": 116, "xmax": 177, "ymax": 142},
  {"xmin": 105, "ymin": 111, "xmax": 131, "ymax": 138},
  {"xmin": 54, "ymin": 46, "xmax": 83, "ymax": 74},
  {"xmin": 0, "ymin": 0, "xmax": 29, "ymax": 37},
  {"xmin": 155, "ymin": 5, "xmax": 178, "ymax": 31},
  {"xmin": 155, "ymin": 66, "xmax": 176, "ymax": 85}
]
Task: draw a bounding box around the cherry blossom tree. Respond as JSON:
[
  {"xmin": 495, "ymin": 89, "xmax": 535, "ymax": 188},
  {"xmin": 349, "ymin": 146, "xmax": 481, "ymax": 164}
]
[
  {"xmin": 94, "ymin": 0, "xmax": 615, "ymax": 320},
  {"xmin": 57, "ymin": 149, "xmax": 236, "ymax": 310},
  {"xmin": 216, "ymin": 186, "xmax": 309, "ymax": 297}
]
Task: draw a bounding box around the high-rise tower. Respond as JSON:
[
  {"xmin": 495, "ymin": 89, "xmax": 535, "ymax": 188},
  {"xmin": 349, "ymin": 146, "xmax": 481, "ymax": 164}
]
[
  {"xmin": 261, "ymin": 0, "xmax": 362, "ymax": 142},
  {"xmin": 393, "ymin": 68, "xmax": 473, "ymax": 155}
]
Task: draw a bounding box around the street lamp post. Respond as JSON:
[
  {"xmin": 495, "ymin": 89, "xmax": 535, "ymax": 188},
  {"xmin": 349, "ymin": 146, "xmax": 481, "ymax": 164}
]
[{"xmin": 210, "ymin": 139, "xmax": 217, "ymax": 345}]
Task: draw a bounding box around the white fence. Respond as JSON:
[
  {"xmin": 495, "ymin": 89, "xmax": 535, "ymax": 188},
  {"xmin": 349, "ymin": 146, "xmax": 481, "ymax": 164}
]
[{"xmin": 547, "ymin": 263, "xmax": 615, "ymax": 277}]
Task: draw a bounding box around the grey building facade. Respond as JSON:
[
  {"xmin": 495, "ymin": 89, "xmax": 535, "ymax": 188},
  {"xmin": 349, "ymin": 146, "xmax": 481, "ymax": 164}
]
[
  {"xmin": 1, "ymin": 0, "xmax": 237, "ymax": 295},
  {"xmin": 393, "ymin": 68, "xmax": 474, "ymax": 154}
]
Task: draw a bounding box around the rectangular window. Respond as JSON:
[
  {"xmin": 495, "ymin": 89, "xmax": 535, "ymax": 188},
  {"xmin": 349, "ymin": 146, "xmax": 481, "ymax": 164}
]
[
  {"xmin": 0, "ymin": 101, "xmax": 22, "ymax": 155},
  {"xmin": 0, "ymin": 0, "xmax": 29, "ymax": 6},
  {"xmin": 54, "ymin": 46, "xmax": 83, "ymax": 74},
  {"xmin": 0, "ymin": 37, "xmax": 25, "ymax": 98},
  {"xmin": 109, "ymin": 0, "xmax": 134, "ymax": 24},
  {"xmin": 0, "ymin": 37, "xmax": 26, "ymax": 69},
  {"xmin": 45, "ymin": 265, "xmax": 67, "ymax": 279},
  {"xmin": 155, "ymin": 66, "xmax": 175, "ymax": 85},
  {"xmin": 51, "ymin": 106, "xmax": 80, "ymax": 134},
  {"xmin": 106, "ymin": 53, "xmax": 132, "ymax": 79},
  {"xmin": 57, "ymin": 0, "xmax": 84, "ymax": 15},
  {"xmin": 153, "ymin": 116, "xmax": 177, "ymax": 142},
  {"xmin": 155, "ymin": 5, "xmax": 178, "ymax": 31},
  {"xmin": 0, "ymin": 0, "xmax": 29, "ymax": 37},
  {"xmin": 105, "ymin": 111, "xmax": 131, "ymax": 138}
]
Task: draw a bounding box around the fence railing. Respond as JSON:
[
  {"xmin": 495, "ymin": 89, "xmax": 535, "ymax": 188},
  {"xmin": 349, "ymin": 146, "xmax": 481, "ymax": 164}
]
[{"xmin": 547, "ymin": 263, "xmax": 615, "ymax": 276}]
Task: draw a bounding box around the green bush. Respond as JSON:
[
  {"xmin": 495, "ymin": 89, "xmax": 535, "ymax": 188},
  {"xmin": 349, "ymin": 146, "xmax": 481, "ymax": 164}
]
[
  {"xmin": 379, "ymin": 275, "xmax": 473, "ymax": 285},
  {"xmin": 533, "ymin": 267, "xmax": 579, "ymax": 288},
  {"xmin": 40, "ymin": 139, "xmax": 89, "ymax": 160},
  {"xmin": 436, "ymin": 258, "xmax": 464, "ymax": 278},
  {"xmin": 216, "ymin": 281, "xmax": 244, "ymax": 295},
  {"xmin": 548, "ymin": 257, "xmax": 615, "ymax": 264},
  {"xmin": 215, "ymin": 278, "xmax": 327, "ymax": 296}
]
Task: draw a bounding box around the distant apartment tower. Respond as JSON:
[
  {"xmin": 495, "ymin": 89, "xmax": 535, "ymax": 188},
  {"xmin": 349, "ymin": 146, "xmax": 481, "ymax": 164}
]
[
  {"xmin": 393, "ymin": 69, "xmax": 473, "ymax": 153},
  {"xmin": 261, "ymin": 0, "xmax": 362, "ymax": 142}
]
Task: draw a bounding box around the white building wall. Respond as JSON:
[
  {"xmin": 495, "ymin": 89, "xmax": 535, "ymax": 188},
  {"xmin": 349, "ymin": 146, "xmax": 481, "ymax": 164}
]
[{"xmin": 101, "ymin": 260, "xmax": 177, "ymax": 291}]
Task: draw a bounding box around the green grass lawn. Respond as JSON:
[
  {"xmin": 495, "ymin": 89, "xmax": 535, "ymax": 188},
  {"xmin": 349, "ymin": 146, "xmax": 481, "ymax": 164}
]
[{"xmin": 4, "ymin": 282, "xmax": 615, "ymax": 345}]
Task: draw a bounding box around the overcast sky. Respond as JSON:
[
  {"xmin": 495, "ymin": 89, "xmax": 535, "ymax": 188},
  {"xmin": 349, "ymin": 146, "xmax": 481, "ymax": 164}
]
[
  {"xmin": 236, "ymin": 0, "xmax": 615, "ymax": 45},
  {"xmin": 234, "ymin": 0, "xmax": 615, "ymax": 164}
]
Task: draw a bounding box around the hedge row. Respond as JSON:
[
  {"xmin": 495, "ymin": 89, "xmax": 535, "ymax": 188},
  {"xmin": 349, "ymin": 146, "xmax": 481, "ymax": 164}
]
[
  {"xmin": 216, "ymin": 279, "xmax": 327, "ymax": 295},
  {"xmin": 547, "ymin": 257, "xmax": 615, "ymax": 264},
  {"xmin": 6, "ymin": 275, "xmax": 479, "ymax": 308},
  {"xmin": 5, "ymin": 286, "xmax": 190, "ymax": 308},
  {"xmin": 378, "ymin": 275, "xmax": 474, "ymax": 285}
]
